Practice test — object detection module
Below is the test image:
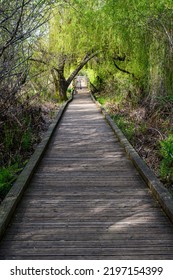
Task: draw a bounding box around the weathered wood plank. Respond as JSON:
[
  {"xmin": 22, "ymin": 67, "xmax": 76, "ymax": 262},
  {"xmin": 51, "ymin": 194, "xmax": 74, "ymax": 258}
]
[
  {"xmin": 2, "ymin": 232, "xmax": 173, "ymax": 242},
  {"xmin": 1, "ymin": 247, "xmax": 173, "ymax": 256},
  {"xmin": 2, "ymin": 239, "xmax": 173, "ymax": 247},
  {"xmin": 1, "ymin": 255, "xmax": 172, "ymax": 260}
]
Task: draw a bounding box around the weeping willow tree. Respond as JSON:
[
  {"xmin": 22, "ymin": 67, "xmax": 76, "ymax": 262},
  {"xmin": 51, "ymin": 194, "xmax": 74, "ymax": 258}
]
[
  {"xmin": 30, "ymin": 0, "xmax": 173, "ymax": 104},
  {"xmin": 147, "ymin": 2, "xmax": 173, "ymax": 107},
  {"xmin": 95, "ymin": 0, "xmax": 173, "ymax": 107},
  {"xmin": 30, "ymin": 0, "xmax": 105, "ymax": 101}
]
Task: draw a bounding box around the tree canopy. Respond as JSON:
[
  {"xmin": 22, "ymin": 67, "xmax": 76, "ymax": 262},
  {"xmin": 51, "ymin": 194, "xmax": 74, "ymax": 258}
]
[{"xmin": 1, "ymin": 0, "xmax": 173, "ymax": 102}]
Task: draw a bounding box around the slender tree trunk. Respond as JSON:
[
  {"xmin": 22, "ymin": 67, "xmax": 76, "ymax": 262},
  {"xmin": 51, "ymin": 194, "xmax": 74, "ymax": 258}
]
[
  {"xmin": 52, "ymin": 68, "xmax": 68, "ymax": 101},
  {"xmin": 57, "ymin": 69, "xmax": 68, "ymax": 101},
  {"xmin": 52, "ymin": 55, "xmax": 68, "ymax": 101}
]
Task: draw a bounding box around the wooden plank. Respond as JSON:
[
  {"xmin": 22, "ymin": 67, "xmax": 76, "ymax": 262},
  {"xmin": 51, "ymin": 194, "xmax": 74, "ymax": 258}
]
[
  {"xmin": 1, "ymin": 255, "xmax": 172, "ymax": 260},
  {"xmin": 2, "ymin": 232, "xmax": 173, "ymax": 242},
  {"xmin": 2, "ymin": 239, "xmax": 173, "ymax": 248},
  {"xmin": 1, "ymin": 247, "xmax": 173, "ymax": 258},
  {"xmin": 12, "ymin": 214, "xmax": 167, "ymax": 222}
]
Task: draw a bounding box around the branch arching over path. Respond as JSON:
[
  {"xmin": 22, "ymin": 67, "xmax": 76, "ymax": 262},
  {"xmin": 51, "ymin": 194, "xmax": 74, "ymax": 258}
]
[{"xmin": 31, "ymin": 51, "xmax": 99, "ymax": 101}]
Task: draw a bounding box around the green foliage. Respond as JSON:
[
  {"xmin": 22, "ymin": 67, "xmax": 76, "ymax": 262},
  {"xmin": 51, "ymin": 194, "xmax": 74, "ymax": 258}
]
[
  {"xmin": 136, "ymin": 122, "xmax": 148, "ymax": 135},
  {"xmin": 96, "ymin": 96, "xmax": 109, "ymax": 106},
  {"xmin": 3, "ymin": 117, "xmax": 34, "ymax": 153},
  {"xmin": 27, "ymin": 0, "xmax": 173, "ymax": 107},
  {"xmin": 112, "ymin": 115, "xmax": 135, "ymax": 141},
  {"xmin": 21, "ymin": 128, "xmax": 33, "ymax": 151},
  {"xmin": 0, "ymin": 164, "xmax": 22, "ymax": 198},
  {"xmin": 155, "ymin": 95, "xmax": 173, "ymax": 110},
  {"xmin": 159, "ymin": 135, "xmax": 173, "ymax": 182}
]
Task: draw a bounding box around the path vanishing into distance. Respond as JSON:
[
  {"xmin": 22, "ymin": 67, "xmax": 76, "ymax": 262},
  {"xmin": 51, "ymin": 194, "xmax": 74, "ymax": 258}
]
[{"xmin": 0, "ymin": 89, "xmax": 173, "ymax": 259}]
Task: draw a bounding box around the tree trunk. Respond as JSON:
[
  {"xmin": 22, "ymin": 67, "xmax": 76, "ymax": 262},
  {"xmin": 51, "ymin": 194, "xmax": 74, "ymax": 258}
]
[
  {"xmin": 31, "ymin": 52, "xmax": 99, "ymax": 101},
  {"xmin": 53, "ymin": 52, "xmax": 99, "ymax": 101},
  {"xmin": 51, "ymin": 69, "xmax": 59, "ymax": 98},
  {"xmin": 57, "ymin": 69, "xmax": 68, "ymax": 101}
]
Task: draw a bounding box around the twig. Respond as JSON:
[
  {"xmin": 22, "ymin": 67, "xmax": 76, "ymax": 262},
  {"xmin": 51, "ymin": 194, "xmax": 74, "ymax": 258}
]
[{"xmin": 149, "ymin": 127, "xmax": 164, "ymax": 140}]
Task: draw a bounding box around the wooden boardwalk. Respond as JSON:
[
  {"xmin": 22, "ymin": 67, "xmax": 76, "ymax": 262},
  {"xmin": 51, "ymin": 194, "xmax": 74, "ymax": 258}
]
[{"xmin": 0, "ymin": 89, "xmax": 173, "ymax": 259}]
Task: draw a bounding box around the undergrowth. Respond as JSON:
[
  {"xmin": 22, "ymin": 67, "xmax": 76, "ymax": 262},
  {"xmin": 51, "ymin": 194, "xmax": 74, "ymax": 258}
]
[
  {"xmin": 95, "ymin": 89, "xmax": 173, "ymax": 194},
  {"xmin": 0, "ymin": 164, "xmax": 23, "ymax": 198},
  {"xmin": 111, "ymin": 115, "xmax": 135, "ymax": 142},
  {"xmin": 159, "ymin": 135, "xmax": 173, "ymax": 183},
  {"xmin": 0, "ymin": 96, "xmax": 59, "ymax": 202}
]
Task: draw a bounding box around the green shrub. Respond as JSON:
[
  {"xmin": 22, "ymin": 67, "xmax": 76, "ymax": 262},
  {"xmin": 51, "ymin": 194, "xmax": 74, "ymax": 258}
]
[
  {"xmin": 159, "ymin": 135, "xmax": 173, "ymax": 182},
  {"xmin": 96, "ymin": 96, "xmax": 108, "ymax": 105},
  {"xmin": 113, "ymin": 115, "xmax": 135, "ymax": 141},
  {"xmin": 0, "ymin": 164, "xmax": 22, "ymax": 198},
  {"xmin": 21, "ymin": 128, "xmax": 33, "ymax": 150}
]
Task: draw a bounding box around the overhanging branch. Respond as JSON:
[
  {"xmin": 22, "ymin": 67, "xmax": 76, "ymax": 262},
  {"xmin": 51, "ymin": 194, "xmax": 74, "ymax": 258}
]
[
  {"xmin": 113, "ymin": 61, "xmax": 137, "ymax": 79},
  {"xmin": 29, "ymin": 58, "xmax": 47, "ymax": 65},
  {"xmin": 66, "ymin": 51, "xmax": 99, "ymax": 85}
]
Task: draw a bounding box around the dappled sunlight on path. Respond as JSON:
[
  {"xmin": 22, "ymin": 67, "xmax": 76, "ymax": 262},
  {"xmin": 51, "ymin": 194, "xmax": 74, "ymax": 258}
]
[{"xmin": 0, "ymin": 90, "xmax": 173, "ymax": 260}]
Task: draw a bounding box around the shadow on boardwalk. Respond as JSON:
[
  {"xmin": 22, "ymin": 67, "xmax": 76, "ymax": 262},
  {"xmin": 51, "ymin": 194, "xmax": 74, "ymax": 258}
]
[{"xmin": 0, "ymin": 89, "xmax": 173, "ymax": 259}]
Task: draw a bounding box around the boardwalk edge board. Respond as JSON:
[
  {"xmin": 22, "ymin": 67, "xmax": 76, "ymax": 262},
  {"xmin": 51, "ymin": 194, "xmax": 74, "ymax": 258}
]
[
  {"xmin": 0, "ymin": 95, "xmax": 73, "ymax": 240},
  {"xmin": 90, "ymin": 92, "xmax": 173, "ymax": 224}
]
